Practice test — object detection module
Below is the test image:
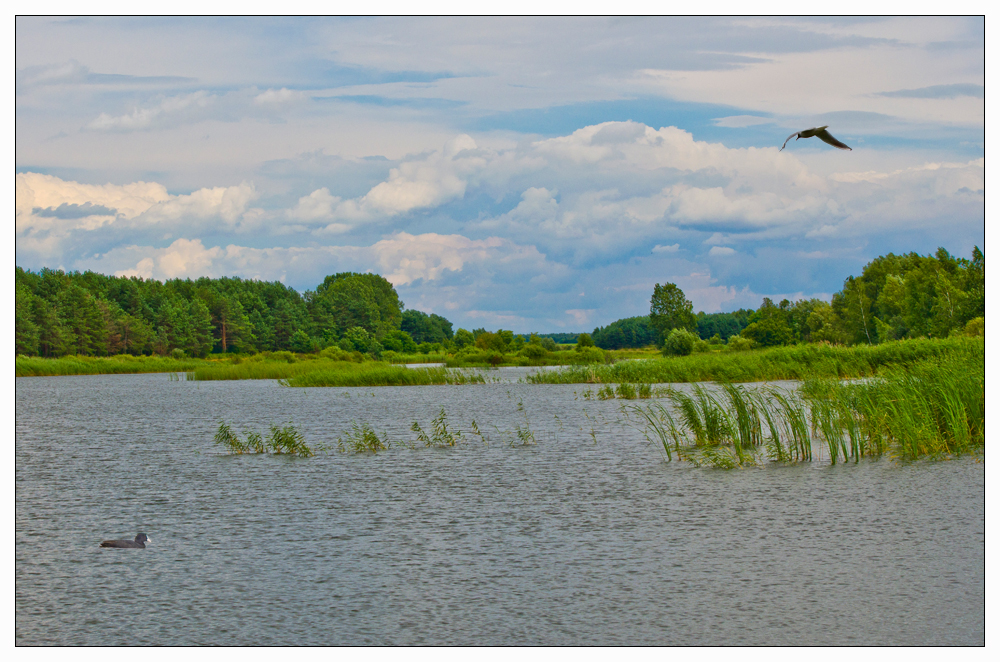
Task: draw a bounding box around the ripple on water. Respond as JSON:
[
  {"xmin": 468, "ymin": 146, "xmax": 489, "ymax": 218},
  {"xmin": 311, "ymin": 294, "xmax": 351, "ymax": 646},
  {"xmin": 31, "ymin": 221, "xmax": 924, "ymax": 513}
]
[{"xmin": 15, "ymin": 373, "xmax": 984, "ymax": 645}]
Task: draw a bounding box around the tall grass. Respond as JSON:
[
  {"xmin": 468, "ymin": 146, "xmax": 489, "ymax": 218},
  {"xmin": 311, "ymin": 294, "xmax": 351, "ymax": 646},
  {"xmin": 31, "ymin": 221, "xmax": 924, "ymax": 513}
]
[
  {"xmin": 801, "ymin": 342, "xmax": 984, "ymax": 461},
  {"xmin": 16, "ymin": 353, "xmax": 212, "ymax": 377},
  {"xmin": 213, "ymin": 422, "xmax": 314, "ymax": 456},
  {"xmin": 627, "ymin": 341, "xmax": 982, "ymax": 467},
  {"xmin": 527, "ymin": 337, "xmax": 980, "ymax": 385},
  {"xmin": 284, "ymin": 364, "xmax": 486, "ymax": 387},
  {"xmin": 337, "ymin": 422, "xmax": 391, "ymax": 454}
]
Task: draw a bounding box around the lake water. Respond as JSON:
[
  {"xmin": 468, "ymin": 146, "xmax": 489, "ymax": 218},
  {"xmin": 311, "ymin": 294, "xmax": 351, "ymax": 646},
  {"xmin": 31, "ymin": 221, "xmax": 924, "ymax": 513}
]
[{"xmin": 15, "ymin": 371, "xmax": 984, "ymax": 645}]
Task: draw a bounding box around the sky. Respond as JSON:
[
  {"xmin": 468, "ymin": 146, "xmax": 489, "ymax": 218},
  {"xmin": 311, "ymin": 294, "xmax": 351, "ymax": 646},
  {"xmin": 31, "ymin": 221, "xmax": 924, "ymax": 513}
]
[{"xmin": 14, "ymin": 16, "xmax": 985, "ymax": 334}]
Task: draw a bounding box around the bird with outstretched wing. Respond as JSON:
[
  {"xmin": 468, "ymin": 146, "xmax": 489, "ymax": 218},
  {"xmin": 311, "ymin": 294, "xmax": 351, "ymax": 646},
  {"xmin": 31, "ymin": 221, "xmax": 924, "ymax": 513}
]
[{"xmin": 781, "ymin": 126, "xmax": 852, "ymax": 151}]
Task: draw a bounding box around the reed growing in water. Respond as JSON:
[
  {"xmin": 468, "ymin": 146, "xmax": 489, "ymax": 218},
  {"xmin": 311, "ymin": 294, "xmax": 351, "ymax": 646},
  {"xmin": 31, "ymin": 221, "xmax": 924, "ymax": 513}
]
[
  {"xmin": 526, "ymin": 337, "xmax": 979, "ymax": 385},
  {"xmin": 412, "ymin": 407, "xmax": 465, "ymax": 447},
  {"xmin": 284, "ymin": 364, "xmax": 486, "ymax": 387},
  {"xmin": 213, "ymin": 422, "xmax": 314, "ymax": 456},
  {"xmin": 337, "ymin": 422, "xmax": 391, "ymax": 454},
  {"xmin": 628, "ymin": 342, "xmax": 982, "ymax": 467}
]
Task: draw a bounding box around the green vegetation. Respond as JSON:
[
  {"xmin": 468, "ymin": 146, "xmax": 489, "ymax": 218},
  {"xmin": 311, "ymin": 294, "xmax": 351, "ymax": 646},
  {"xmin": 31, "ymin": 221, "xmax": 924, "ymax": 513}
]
[
  {"xmin": 587, "ymin": 246, "xmax": 984, "ymax": 353},
  {"xmin": 526, "ymin": 337, "xmax": 980, "ymax": 384},
  {"xmin": 591, "ymin": 315, "xmax": 659, "ymax": 349},
  {"xmin": 627, "ymin": 340, "xmax": 983, "ymax": 467},
  {"xmin": 213, "ymin": 422, "xmax": 314, "ymax": 456},
  {"xmin": 283, "ymin": 364, "xmax": 486, "ymax": 387},
  {"xmin": 14, "ymin": 266, "xmax": 431, "ymax": 359},
  {"xmin": 16, "ymin": 353, "xmax": 214, "ymax": 377},
  {"xmin": 16, "ymin": 246, "xmax": 986, "ymax": 393},
  {"xmin": 337, "ymin": 422, "xmax": 392, "ymax": 454},
  {"xmin": 401, "ymin": 309, "xmax": 454, "ymax": 344},
  {"xmin": 411, "ymin": 407, "xmax": 465, "ymax": 447},
  {"xmin": 649, "ymin": 282, "xmax": 697, "ymax": 338}
]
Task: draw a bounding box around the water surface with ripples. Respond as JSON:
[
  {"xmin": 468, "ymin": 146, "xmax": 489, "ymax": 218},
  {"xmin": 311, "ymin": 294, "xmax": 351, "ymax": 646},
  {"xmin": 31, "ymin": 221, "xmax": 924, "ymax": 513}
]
[{"xmin": 16, "ymin": 371, "xmax": 984, "ymax": 645}]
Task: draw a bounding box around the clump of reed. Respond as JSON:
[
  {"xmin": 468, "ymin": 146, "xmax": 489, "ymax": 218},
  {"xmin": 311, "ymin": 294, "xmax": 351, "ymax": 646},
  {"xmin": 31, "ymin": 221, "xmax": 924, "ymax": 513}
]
[
  {"xmin": 336, "ymin": 422, "xmax": 391, "ymax": 454},
  {"xmin": 801, "ymin": 343, "xmax": 984, "ymax": 462},
  {"xmin": 412, "ymin": 407, "xmax": 464, "ymax": 447},
  {"xmin": 627, "ymin": 383, "xmax": 813, "ymax": 468},
  {"xmin": 627, "ymin": 343, "xmax": 982, "ymax": 467},
  {"xmin": 213, "ymin": 422, "xmax": 314, "ymax": 456}
]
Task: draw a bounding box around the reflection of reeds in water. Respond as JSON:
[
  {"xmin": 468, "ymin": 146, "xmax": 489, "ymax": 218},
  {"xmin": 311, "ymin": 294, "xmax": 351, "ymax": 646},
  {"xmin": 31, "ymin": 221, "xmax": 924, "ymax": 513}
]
[{"xmin": 628, "ymin": 344, "xmax": 982, "ymax": 467}]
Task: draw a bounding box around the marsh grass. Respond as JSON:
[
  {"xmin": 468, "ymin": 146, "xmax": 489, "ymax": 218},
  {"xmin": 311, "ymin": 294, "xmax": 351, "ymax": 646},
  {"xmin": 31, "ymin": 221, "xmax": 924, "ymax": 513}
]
[
  {"xmin": 627, "ymin": 342, "xmax": 982, "ymax": 467},
  {"xmin": 16, "ymin": 353, "xmax": 212, "ymax": 377},
  {"xmin": 337, "ymin": 422, "xmax": 391, "ymax": 454},
  {"xmin": 526, "ymin": 337, "xmax": 980, "ymax": 385},
  {"xmin": 213, "ymin": 422, "xmax": 314, "ymax": 456},
  {"xmin": 615, "ymin": 383, "xmax": 637, "ymax": 399},
  {"xmin": 412, "ymin": 407, "xmax": 464, "ymax": 447},
  {"xmin": 285, "ymin": 364, "xmax": 487, "ymax": 387},
  {"xmin": 801, "ymin": 343, "xmax": 983, "ymax": 461}
]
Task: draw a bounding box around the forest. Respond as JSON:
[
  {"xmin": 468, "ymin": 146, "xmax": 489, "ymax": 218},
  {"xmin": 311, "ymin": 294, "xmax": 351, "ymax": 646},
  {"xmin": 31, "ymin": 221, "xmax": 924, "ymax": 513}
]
[
  {"xmin": 594, "ymin": 246, "xmax": 984, "ymax": 352},
  {"xmin": 14, "ymin": 246, "xmax": 984, "ymax": 359}
]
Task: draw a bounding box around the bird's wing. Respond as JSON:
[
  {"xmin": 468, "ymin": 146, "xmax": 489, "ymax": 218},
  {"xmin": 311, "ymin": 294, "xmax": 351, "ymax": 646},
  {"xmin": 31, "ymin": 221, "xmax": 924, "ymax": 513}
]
[
  {"xmin": 816, "ymin": 129, "xmax": 852, "ymax": 150},
  {"xmin": 780, "ymin": 132, "xmax": 799, "ymax": 151}
]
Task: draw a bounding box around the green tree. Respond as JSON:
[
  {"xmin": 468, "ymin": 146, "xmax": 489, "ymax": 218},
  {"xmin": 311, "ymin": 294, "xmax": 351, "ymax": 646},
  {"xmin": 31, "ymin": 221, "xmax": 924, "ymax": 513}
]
[
  {"xmin": 290, "ymin": 329, "xmax": 314, "ymax": 354},
  {"xmin": 57, "ymin": 285, "xmax": 107, "ymax": 355},
  {"xmin": 662, "ymin": 328, "xmax": 698, "ymax": 356},
  {"xmin": 183, "ymin": 298, "xmax": 215, "ymax": 357},
  {"xmin": 114, "ymin": 312, "xmax": 154, "ymax": 355},
  {"xmin": 15, "ymin": 283, "xmax": 39, "ymax": 355},
  {"xmin": 453, "ymin": 328, "xmax": 475, "ymax": 349},
  {"xmin": 210, "ymin": 295, "xmax": 251, "ymax": 353},
  {"xmin": 381, "ymin": 329, "xmax": 418, "ymax": 353},
  {"xmin": 309, "ymin": 272, "xmax": 402, "ymax": 339},
  {"xmin": 739, "ymin": 298, "xmax": 795, "ymax": 347},
  {"xmin": 401, "ymin": 309, "xmax": 454, "ymax": 343},
  {"xmin": 475, "ymin": 331, "xmax": 508, "ymax": 352},
  {"xmin": 649, "ymin": 283, "xmax": 696, "ymax": 342}
]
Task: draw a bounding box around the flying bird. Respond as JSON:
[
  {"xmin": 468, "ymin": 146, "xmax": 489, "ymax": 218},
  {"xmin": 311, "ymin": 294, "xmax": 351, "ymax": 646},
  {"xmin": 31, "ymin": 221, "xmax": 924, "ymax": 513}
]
[{"xmin": 780, "ymin": 126, "xmax": 852, "ymax": 151}]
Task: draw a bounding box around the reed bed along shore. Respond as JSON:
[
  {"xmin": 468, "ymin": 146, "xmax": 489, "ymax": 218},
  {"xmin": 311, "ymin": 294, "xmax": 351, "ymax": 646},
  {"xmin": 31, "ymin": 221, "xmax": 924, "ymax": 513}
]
[
  {"xmin": 15, "ymin": 353, "xmax": 214, "ymax": 377},
  {"xmin": 626, "ymin": 341, "xmax": 983, "ymax": 466},
  {"xmin": 526, "ymin": 337, "xmax": 979, "ymax": 385}
]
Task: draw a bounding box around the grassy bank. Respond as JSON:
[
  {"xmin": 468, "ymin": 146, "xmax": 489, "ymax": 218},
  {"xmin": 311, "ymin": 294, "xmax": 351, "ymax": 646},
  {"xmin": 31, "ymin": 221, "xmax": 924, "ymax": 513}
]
[{"xmin": 527, "ymin": 337, "xmax": 980, "ymax": 384}]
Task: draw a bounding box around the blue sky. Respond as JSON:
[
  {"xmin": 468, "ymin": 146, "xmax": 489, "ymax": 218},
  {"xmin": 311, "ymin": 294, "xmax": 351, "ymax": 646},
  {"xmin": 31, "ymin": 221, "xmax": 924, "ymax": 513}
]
[{"xmin": 15, "ymin": 16, "xmax": 984, "ymax": 333}]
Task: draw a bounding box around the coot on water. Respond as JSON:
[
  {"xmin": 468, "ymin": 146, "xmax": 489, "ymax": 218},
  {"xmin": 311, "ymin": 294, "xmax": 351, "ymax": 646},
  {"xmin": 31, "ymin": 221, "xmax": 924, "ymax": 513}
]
[{"xmin": 100, "ymin": 533, "xmax": 150, "ymax": 549}]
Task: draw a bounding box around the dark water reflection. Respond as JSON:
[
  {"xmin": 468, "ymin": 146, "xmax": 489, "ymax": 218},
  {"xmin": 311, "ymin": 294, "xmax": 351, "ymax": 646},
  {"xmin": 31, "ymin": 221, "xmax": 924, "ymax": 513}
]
[{"xmin": 16, "ymin": 372, "xmax": 984, "ymax": 645}]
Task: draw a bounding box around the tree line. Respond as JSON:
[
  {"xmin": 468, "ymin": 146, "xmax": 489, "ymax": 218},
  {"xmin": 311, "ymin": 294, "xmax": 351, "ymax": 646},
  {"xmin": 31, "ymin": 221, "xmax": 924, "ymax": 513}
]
[
  {"xmin": 13, "ymin": 245, "xmax": 984, "ymax": 358},
  {"xmin": 14, "ymin": 268, "xmax": 459, "ymax": 358},
  {"xmin": 636, "ymin": 246, "xmax": 984, "ymax": 353}
]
